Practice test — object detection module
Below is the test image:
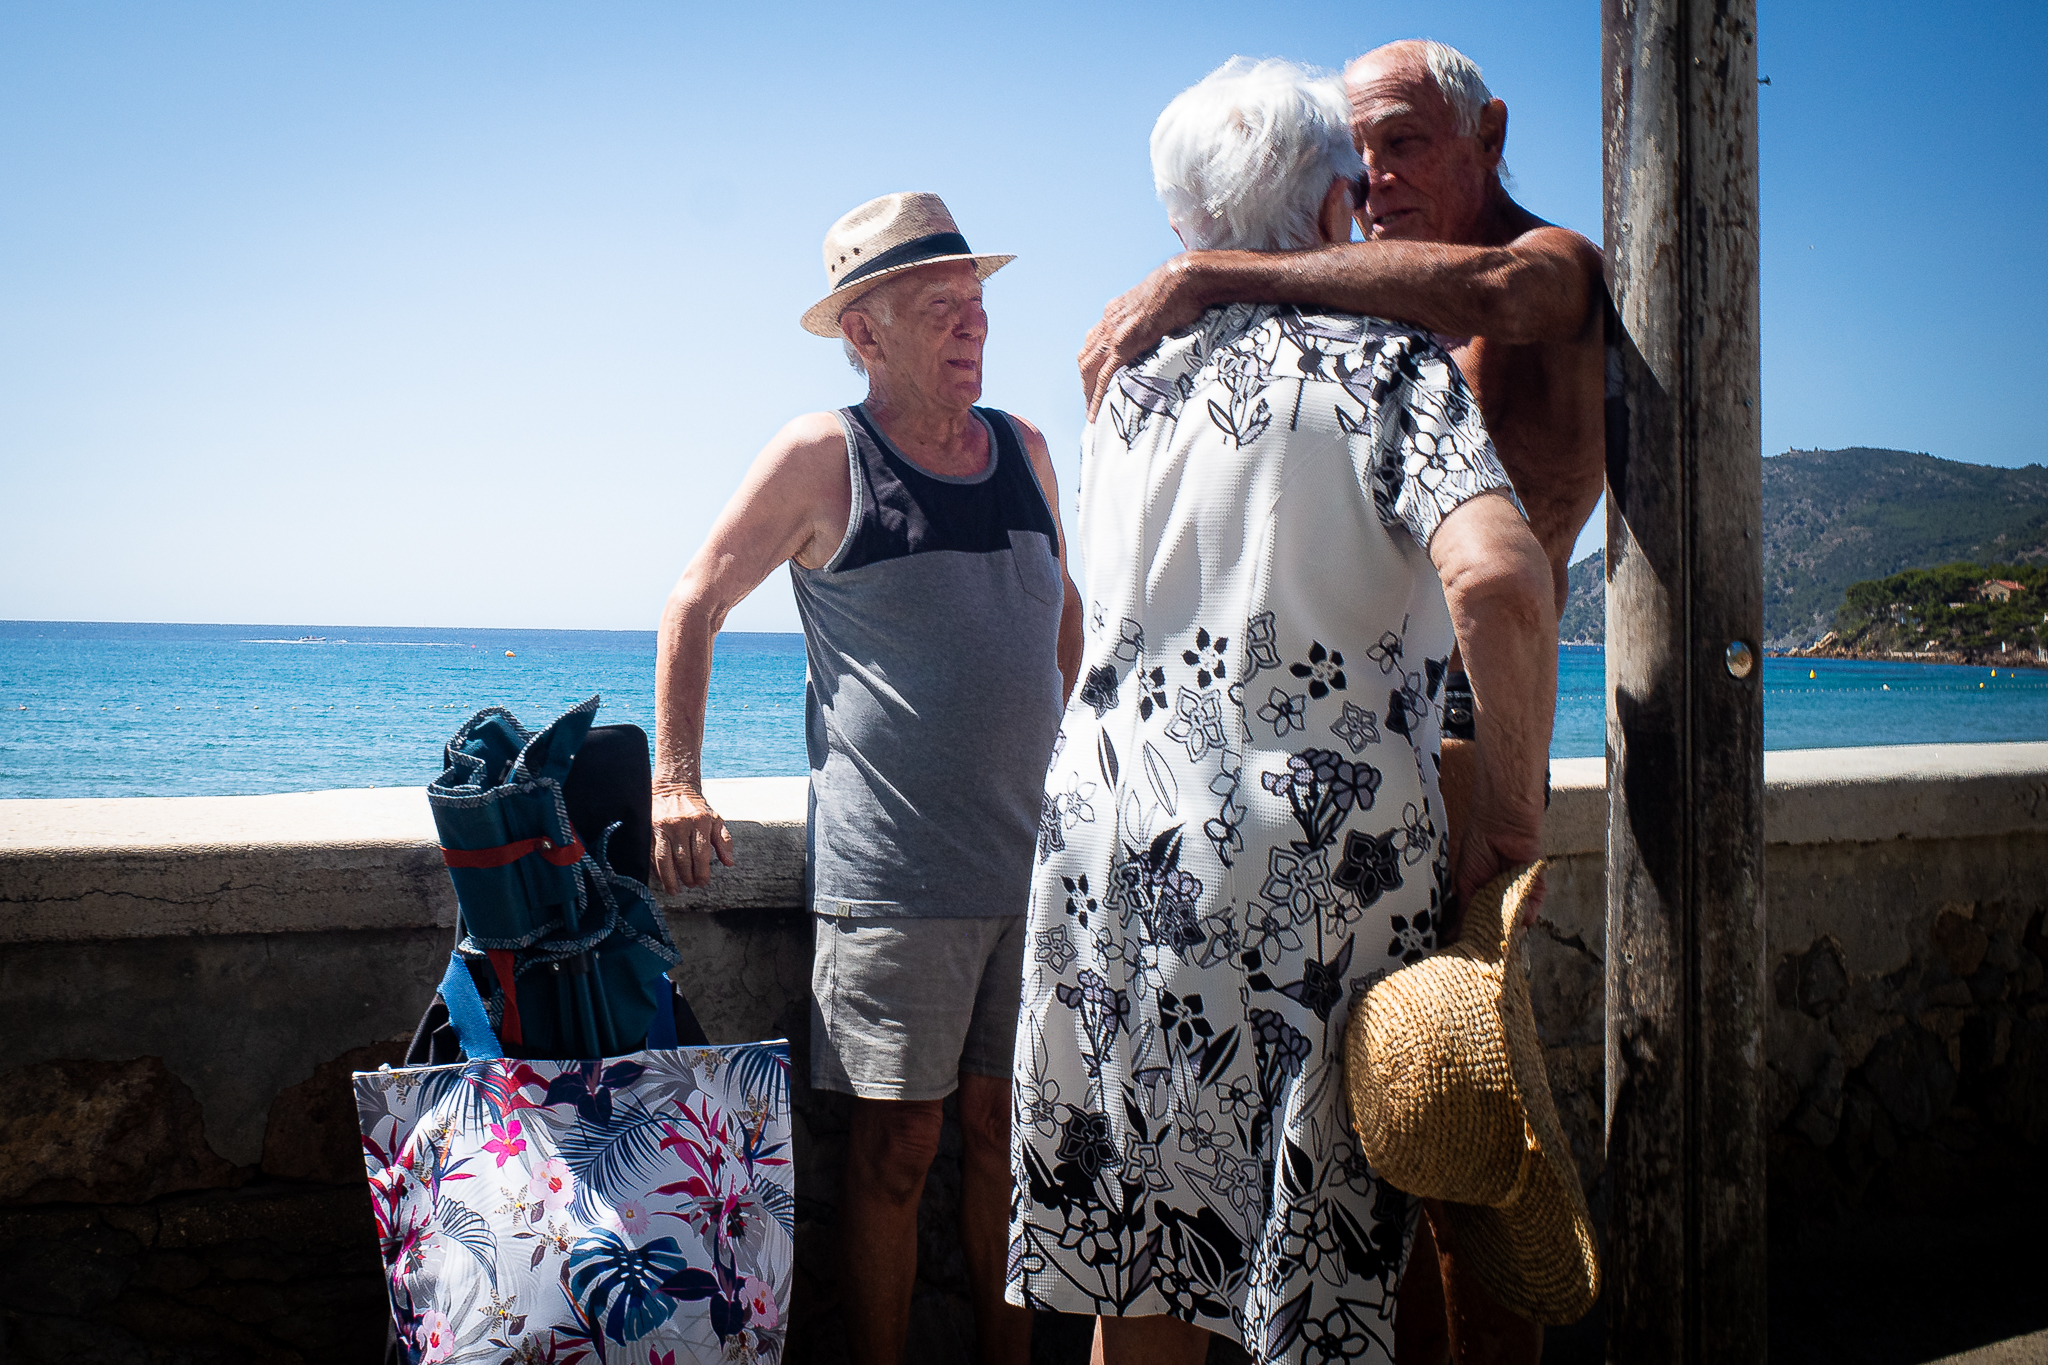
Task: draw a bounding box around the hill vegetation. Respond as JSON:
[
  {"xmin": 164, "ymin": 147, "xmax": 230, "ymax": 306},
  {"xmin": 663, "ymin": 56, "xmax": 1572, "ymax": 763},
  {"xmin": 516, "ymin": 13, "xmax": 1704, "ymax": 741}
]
[
  {"xmin": 1550, "ymin": 448, "xmax": 2048, "ymax": 648},
  {"xmin": 1560, "ymin": 553, "xmax": 1604, "ymax": 644},
  {"xmin": 1815, "ymin": 563, "xmax": 2048, "ymax": 663}
]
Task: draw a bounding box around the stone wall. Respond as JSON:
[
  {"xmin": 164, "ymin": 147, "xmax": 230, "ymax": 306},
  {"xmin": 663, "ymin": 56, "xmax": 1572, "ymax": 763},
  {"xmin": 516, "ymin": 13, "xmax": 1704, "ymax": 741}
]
[
  {"xmin": 3, "ymin": 746, "xmax": 2046, "ymax": 1362},
  {"xmin": 1518, "ymin": 746, "xmax": 2048, "ymax": 1268}
]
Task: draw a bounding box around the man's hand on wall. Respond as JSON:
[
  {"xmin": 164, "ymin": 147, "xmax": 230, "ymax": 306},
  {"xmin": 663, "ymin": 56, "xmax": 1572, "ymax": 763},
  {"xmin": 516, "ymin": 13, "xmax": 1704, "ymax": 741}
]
[{"xmin": 652, "ymin": 786, "xmax": 735, "ymax": 892}]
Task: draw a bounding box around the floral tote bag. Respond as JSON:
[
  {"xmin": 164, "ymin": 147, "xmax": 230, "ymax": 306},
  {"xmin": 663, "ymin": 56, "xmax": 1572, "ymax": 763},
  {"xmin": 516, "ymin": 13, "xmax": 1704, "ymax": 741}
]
[{"xmin": 355, "ymin": 1035, "xmax": 794, "ymax": 1364}]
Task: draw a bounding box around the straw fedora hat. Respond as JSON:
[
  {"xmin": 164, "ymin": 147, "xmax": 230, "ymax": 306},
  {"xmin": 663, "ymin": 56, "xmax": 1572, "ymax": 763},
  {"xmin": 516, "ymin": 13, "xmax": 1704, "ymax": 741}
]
[
  {"xmin": 800, "ymin": 192, "xmax": 1015, "ymax": 338},
  {"xmin": 1344, "ymin": 861, "xmax": 1600, "ymax": 1325}
]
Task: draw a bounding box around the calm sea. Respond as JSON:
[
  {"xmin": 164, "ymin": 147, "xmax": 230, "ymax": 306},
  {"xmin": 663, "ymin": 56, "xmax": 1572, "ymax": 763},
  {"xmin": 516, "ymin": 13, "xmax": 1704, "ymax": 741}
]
[{"xmin": 2, "ymin": 622, "xmax": 2045, "ymax": 799}]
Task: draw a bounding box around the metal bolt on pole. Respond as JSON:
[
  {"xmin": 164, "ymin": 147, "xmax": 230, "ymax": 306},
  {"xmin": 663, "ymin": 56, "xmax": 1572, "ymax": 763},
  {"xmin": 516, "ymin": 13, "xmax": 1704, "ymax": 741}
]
[{"xmin": 1601, "ymin": 0, "xmax": 1767, "ymax": 1359}]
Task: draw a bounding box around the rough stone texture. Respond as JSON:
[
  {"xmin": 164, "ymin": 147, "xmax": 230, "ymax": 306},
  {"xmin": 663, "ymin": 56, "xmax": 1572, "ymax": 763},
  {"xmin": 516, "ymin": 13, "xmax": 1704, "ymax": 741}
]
[
  {"xmin": 0, "ymin": 1183, "xmax": 388, "ymax": 1363},
  {"xmin": 260, "ymin": 1041, "xmax": 411, "ymax": 1185},
  {"xmin": 2, "ymin": 750, "xmax": 2047, "ymax": 1360},
  {"xmin": 0, "ymin": 928, "xmax": 449, "ymax": 1166},
  {"xmin": 1928, "ymin": 1330, "xmax": 2048, "ymax": 1365},
  {"xmin": 0, "ymin": 1058, "xmax": 242, "ymax": 1206},
  {"xmin": 1762, "ymin": 887, "xmax": 2048, "ymax": 1226}
]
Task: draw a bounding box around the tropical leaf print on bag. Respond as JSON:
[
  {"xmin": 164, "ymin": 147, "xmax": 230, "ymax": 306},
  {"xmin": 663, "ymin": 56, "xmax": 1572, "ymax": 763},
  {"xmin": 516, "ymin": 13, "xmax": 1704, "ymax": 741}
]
[
  {"xmin": 357, "ymin": 1042, "xmax": 794, "ymax": 1364},
  {"xmin": 434, "ymin": 1198, "xmax": 499, "ymax": 1290},
  {"xmin": 566, "ymin": 1228, "xmax": 688, "ymax": 1344},
  {"xmin": 720, "ymin": 1041, "xmax": 793, "ymax": 1111}
]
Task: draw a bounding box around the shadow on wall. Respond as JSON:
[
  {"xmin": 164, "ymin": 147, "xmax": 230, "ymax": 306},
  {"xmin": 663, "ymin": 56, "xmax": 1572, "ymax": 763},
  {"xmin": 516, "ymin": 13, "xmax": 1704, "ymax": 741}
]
[{"xmin": 1528, "ymin": 877, "xmax": 2048, "ymax": 1364}]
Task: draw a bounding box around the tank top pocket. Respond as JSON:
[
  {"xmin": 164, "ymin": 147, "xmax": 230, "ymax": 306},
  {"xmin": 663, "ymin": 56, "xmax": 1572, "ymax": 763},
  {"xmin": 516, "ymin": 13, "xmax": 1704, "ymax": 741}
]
[{"xmin": 1009, "ymin": 529, "xmax": 1061, "ymax": 605}]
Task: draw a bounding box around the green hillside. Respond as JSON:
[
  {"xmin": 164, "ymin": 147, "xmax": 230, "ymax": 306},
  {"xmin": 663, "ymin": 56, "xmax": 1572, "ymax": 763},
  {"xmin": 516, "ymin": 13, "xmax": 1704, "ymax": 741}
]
[
  {"xmin": 1827, "ymin": 563, "xmax": 2048, "ymax": 659},
  {"xmin": 1549, "ymin": 449, "xmax": 2048, "ymax": 648},
  {"xmin": 1560, "ymin": 552, "xmax": 1604, "ymax": 644}
]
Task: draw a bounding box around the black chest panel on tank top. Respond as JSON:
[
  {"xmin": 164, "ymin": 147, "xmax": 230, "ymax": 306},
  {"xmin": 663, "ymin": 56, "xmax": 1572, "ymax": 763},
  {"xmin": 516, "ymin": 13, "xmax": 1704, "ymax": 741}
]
[{"xmin": 835, "ymin": 404, "xmax": 1056, "ymax": 572}]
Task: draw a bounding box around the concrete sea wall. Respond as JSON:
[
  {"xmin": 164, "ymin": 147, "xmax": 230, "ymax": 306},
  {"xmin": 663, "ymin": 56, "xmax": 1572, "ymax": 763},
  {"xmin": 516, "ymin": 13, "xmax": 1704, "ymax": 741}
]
[{"xmin": 3, "ymin": 746, "xmax": 2046, "ymax": 1362}]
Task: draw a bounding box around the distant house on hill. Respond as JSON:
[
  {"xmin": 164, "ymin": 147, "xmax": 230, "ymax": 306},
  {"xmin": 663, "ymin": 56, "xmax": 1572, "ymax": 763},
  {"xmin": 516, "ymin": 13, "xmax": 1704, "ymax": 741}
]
[{"xmin": 1826, "ymin": 559, "xmax": 2048, "ymax": 662}]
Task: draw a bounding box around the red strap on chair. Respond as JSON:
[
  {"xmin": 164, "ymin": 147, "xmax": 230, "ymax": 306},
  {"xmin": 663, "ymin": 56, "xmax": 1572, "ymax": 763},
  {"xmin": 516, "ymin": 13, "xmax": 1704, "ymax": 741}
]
[
  {"xmin": 483, "ymin": 950, "xmax": 523, "ymax": 1046},
  {"xmin": 441, "ymin": 833, "xmax": 583, "ymax": 1049},
  {"xmin": 440, "ymin": 835, "xmax": 586, "ymax": 870}
]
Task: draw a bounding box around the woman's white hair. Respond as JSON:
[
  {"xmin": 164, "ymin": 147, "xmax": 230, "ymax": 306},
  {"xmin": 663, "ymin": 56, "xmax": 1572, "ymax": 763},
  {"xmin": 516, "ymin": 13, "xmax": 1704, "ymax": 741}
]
[{"xmin": 1151, "ymin": 57, "xmax": 1364, "ymax": 253}]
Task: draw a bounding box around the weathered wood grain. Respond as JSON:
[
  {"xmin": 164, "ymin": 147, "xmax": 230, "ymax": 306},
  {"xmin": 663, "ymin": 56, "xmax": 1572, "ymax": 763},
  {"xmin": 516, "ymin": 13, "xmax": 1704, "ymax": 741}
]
[{"xmin": 1601, "ymin": 0, "xmax": 1768, "ymax": 1357}]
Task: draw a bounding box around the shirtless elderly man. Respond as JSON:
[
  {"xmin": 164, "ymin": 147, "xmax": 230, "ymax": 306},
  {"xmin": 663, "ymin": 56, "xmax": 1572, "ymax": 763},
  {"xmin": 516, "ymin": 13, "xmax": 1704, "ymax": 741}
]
[
  {"xmin": 1079, "ymin": 38, "xmax": 1603, "ymax": 1365},
  {"xmin": 652, "ymin": 192, "xmax": 1082, "ymax": 1365}
]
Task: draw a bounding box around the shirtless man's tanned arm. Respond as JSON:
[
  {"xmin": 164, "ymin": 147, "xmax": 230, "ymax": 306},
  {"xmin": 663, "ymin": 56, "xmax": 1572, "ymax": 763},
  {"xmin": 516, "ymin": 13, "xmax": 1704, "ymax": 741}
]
[{"xmin": 1078, "ymin": 41, "xmax": 1606, "ymax": 1365}]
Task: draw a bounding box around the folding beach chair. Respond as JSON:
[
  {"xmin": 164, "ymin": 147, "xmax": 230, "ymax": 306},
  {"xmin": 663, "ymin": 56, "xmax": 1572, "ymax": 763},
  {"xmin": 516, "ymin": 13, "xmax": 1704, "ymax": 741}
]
[
  {"xmin": 365, "ymin": 700, "xmax": 791, "ymax": 1365},
  {"xmin": 402, "ymin": 698, "xmax": 707, "ymax": 1064}
]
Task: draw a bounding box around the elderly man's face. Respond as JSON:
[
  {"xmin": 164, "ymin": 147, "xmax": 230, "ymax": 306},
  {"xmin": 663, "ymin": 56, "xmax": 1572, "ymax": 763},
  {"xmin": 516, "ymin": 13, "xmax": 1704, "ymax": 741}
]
[
  {"xmin": 854, "ymin": 260, "xmax": 988, "ymax": 409},
  {"xmin": 1345, "ymin": 49, "xmax": 1504, "ymax": 243}
]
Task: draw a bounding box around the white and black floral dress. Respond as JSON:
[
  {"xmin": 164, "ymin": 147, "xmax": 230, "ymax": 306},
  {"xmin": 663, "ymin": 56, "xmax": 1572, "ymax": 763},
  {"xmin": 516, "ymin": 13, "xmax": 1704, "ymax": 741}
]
[{"xmin": 1008, "ymin": 305, "xmax": 1516, "ymax": 1364}]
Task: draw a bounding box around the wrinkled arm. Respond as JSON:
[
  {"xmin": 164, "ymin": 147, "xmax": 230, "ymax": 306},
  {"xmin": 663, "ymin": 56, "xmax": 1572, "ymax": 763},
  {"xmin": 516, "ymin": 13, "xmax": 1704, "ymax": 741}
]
[
  {"xmin": 1081, "ymin": 227, "xmax": 1601, "ymax": 415},
  {"xmin": 653, "ymin": 415, "xmax": 848, "ymax": 892},
  {"xmin": 1428, "ymin": 490, "xmax": 1557, "ymax": 905}
]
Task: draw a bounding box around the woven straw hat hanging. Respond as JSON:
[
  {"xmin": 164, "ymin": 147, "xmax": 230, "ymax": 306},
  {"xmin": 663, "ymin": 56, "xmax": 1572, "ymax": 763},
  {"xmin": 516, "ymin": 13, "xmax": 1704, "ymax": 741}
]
[
  {"xmin": 800, "ymin": 191, "xmax": 1015, "ymax": 338},
  {"xmin": 1344, "ymin": 861, "xmax": 1601, "ymax": 1325}
]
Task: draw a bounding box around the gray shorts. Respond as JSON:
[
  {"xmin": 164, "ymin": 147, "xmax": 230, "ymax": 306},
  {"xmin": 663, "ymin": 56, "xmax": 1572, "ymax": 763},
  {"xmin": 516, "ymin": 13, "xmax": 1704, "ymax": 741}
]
[{"xmin": 809, "ymin": 914, "xmax": 1026, "ymax": 1102}]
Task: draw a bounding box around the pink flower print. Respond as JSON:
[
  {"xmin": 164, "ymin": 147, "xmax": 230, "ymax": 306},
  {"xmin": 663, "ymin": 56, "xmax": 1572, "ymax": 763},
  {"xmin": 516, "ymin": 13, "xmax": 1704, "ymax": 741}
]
[
  {"xmin": 612, "ymin": 1197, "xmax": 651, "ymax": 1237},
  {"xmin": 649, "ymin": 1352, "xmax": 675, "ymax": 1365},
  {"xmin": 417, "ymin": 1309, "xmax": 454, "ymax": 1363},
  {"xmin": 483, "ymin": 1118, "xmax": 527, "ymax": 1167},
  {"xmin": 743, "ymin": 1275, "xmax": 780, "ymax": 1330},
  {"xmin": 529, "ymin": 1157, "xmax": 573, "ymax": 1211}
]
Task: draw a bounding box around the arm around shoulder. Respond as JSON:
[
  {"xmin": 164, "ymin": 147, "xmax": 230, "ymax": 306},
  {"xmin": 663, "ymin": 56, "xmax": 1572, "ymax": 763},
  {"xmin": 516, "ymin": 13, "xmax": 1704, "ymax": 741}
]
[
  {"xmin": 1180, "ymin": 226, "xmax": 1600, "ymax": 347},
  {"xmin": 1461, "ymin": 225, "xmax": 1604, "ymax": 346}
]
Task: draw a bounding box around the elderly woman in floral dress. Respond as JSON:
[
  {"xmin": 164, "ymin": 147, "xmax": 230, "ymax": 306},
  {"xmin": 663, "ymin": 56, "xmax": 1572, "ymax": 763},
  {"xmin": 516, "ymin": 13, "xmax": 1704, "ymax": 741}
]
[{"xmin": 1006, "ymin": 58, "xmax": 1556, "ymax": 1365}]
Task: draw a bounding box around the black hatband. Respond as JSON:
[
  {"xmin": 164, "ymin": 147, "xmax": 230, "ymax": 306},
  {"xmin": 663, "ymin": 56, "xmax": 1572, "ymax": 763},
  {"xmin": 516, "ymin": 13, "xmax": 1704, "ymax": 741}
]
[{"xmin": 834, "ymin": 231, "xmax": 972, "ymax": 290}]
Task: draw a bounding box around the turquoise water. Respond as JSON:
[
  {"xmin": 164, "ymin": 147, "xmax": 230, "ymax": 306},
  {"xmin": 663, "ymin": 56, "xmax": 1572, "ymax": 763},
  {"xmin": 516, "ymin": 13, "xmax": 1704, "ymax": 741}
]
[
  {"xmin": 0, "ymin": 622, "xmax": 807, "ymax": 799},
  {"xmin": 1552, "ymin": 643, "xmax": 2048, "ymax": 756},
  {"xmin": 3, "ymin": 622, "xmax": 2045, "ymax": 798}
]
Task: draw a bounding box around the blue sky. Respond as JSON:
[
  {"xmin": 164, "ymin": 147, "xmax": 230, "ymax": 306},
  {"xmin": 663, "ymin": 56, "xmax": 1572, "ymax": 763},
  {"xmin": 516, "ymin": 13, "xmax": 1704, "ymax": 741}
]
[{"xmin": 3, "ymin": 1, "xmax": 2043, "ymax": 631}]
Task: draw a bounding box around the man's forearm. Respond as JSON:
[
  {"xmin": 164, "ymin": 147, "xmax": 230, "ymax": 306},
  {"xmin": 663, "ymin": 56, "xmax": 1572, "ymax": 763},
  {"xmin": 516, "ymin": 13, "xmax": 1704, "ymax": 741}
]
[
  {"xmin": 653, "ymin": 594, "xmax": 720, "ymax": 792},
  {"xmin": 1176, "ymin": 239, "xmax": 1584, "ymax": 345}
]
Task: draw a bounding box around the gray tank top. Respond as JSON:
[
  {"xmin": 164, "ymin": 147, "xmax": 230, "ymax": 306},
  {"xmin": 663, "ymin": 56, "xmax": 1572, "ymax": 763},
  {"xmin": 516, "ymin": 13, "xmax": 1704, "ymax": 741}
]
[{"xmin": 791, "ymin": 404, "xmax": 1065, "ymax": 918}]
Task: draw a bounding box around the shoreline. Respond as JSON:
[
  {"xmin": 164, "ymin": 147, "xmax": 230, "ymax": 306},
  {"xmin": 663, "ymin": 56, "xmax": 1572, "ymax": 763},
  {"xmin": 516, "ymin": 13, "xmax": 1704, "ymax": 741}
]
[{"xmin": 1780, "ymin": 642, "xmax": 2048, "ymax": 670}]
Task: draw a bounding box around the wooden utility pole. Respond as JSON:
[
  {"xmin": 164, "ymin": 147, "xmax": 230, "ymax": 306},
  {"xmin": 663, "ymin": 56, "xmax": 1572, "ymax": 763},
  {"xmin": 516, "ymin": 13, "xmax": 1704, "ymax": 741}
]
[{"xmin": 1600, "ymin": 0, "xmax": 1767, "ymax": 1359}]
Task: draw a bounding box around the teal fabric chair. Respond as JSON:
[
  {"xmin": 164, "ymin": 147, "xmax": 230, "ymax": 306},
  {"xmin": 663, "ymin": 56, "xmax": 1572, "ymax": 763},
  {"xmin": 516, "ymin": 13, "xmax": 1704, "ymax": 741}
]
[{"xmin": 419, "ymin": 696, "xmax": 690, "ymax": 1060}]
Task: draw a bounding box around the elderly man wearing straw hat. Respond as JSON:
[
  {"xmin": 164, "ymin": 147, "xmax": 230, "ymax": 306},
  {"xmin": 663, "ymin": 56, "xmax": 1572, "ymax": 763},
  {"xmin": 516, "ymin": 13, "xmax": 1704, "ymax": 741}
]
[{"xmin": 651, "ymin": 192, "xmax": 1082, "ymax": 1365}]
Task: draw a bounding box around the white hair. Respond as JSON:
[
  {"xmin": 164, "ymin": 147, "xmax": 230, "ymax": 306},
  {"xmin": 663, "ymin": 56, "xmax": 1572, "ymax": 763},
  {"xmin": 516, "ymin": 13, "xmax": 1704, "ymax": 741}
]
[
  {"xmin": 1150, "ymin": 57, "xmax": 1364, "ymax": 253},
  {"xmin": 1413, "ymin": 40, "xmax": 1494, "ymax": 138},
  {"xmin": 838, "ymin": 284, "xmax": 901, "ymax": 376},
  {"xmin": 1401, "ymin": 39, "xmax": 1509, "ymax": 182}
]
